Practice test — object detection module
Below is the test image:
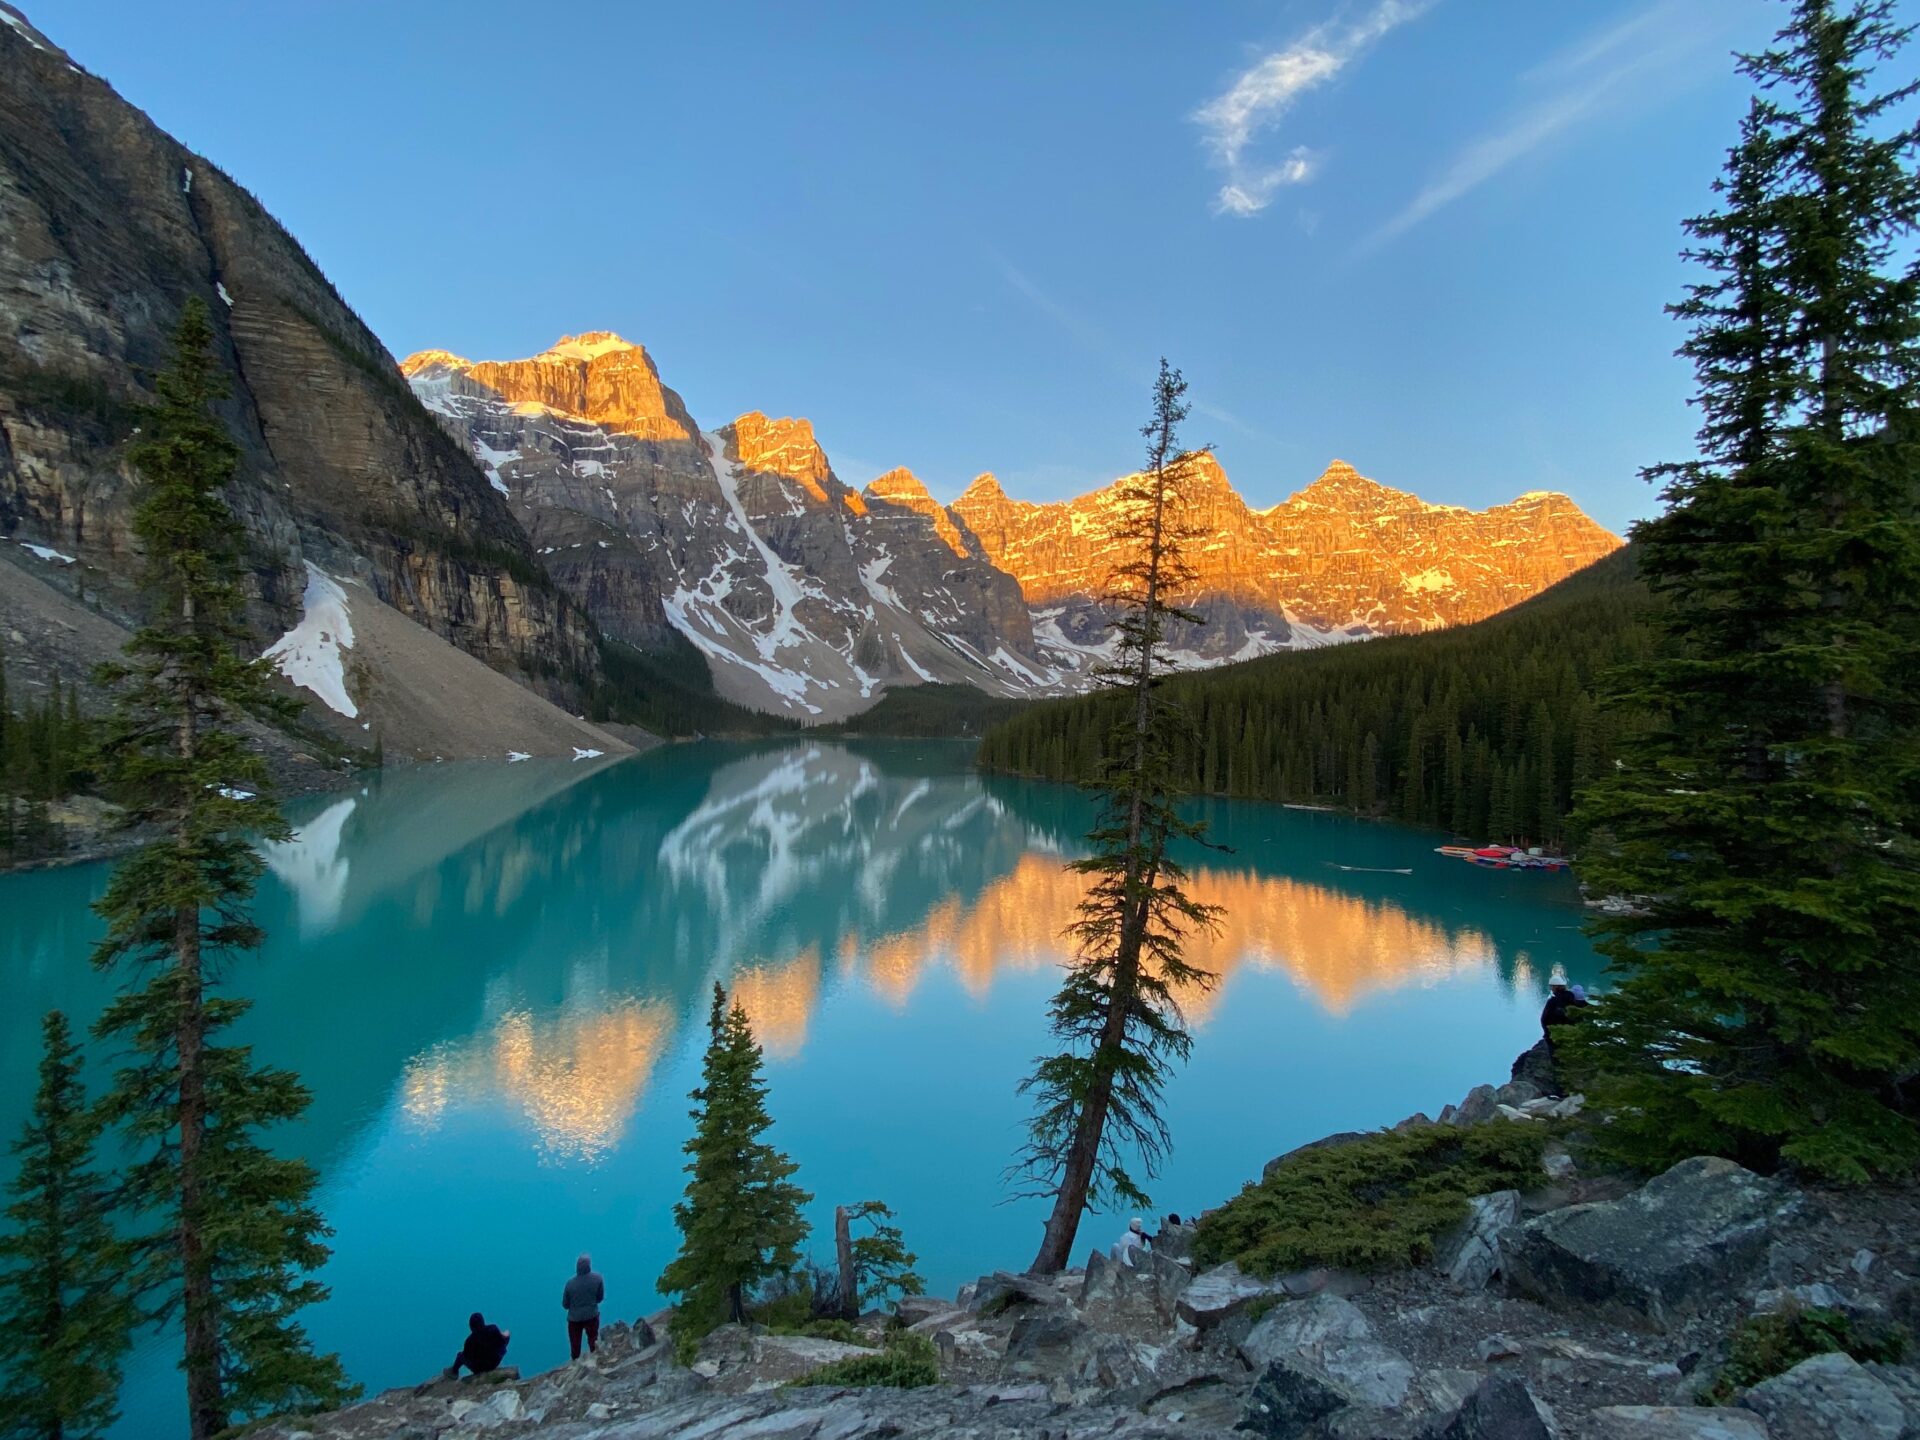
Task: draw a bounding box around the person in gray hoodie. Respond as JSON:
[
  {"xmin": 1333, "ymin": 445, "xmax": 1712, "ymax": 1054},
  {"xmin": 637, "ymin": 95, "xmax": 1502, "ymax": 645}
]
[{"xmin": 562, "ymin": 1253, "xmax": 605, "ymax": 1359}]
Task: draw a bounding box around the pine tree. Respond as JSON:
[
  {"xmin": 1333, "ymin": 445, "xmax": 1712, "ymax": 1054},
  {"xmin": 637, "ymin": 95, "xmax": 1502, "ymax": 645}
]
[
  {"xmin": 88, "ymin": 300, "xmax": 354, "ymax": 1437},
  {"xmin": 1570, "ymin": 1, "xmax": 1920, "ymax": 1181},
  {"xmin": 844, "ymin": 1201, "xmax": 924, "ymax": 1310},
  {"xmin": 0, "ymin": 1013, "xmax": 134, "ymax": 1440},
  {"xmin": 973, "ymin": 548, "xmax": 1646, "ymax": 845},
  {"xmin": 1013, "ymin": 361, "xmax": 1222, "ymax": 1274},
  {"xmin": 658, "ymin": 984, "xmax": 812, "ymax": 1349}
]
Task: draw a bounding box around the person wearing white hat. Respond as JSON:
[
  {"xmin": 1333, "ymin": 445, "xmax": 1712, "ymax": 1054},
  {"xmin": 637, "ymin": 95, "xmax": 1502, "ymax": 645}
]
[
  {"xmin": 1528, "ymin": 971, "xmax": 1589, "ymax": 1090},
  {"xmin": 1109, "ymin": 1216, "xmax": 1152, "ymax": 1268}
]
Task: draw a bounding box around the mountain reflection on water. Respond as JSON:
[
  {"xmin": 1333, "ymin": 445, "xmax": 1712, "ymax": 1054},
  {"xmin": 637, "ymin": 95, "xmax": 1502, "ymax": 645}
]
[
  {"xmin": 0, "ymin": 738, "xmax": 1602, "ymax": 1432},
  {"xmin": 247, "ymin": 742, "xmax": 1540, "ymax": 1166}
]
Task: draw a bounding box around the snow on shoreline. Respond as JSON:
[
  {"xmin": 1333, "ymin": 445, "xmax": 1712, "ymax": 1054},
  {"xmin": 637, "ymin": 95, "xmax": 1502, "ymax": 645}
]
[{"xmin": 264, "ymin": 563, "xmax": 358, "ymax": 718}]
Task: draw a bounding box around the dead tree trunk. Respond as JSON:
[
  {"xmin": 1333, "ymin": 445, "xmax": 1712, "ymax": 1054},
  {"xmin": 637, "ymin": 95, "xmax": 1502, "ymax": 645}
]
[{"xmin": 835, "ymin": 1206, "xmax": 856, "ymax": 1320}]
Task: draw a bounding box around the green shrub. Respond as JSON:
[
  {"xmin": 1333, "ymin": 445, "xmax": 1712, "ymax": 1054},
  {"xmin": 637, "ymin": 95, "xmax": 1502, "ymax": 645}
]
[
  {"xmin": 1703, "ymin": 1306, "xmax": 1908, "ymax": 1404},
  {"xmin": 1194, "ymin": 1123, "xmax": 1553, "ymax": 1276},
  {"xmin": 751, "ymin": 1280, "xmax": 816, "ymax": 1335},
  {"xmin": 769, "ymin": 1318, "xmax": 874, "ymax": 1348},
  {"xmin": 789, "ymin": 1330, "xmax": 939, "ymax": 1390}
]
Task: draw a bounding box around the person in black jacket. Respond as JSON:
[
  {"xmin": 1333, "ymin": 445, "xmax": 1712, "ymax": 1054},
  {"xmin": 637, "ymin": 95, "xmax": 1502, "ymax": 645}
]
[
  {"xmin": 445, "ymin": 1312, "xmax": 511, "ymax": 1379},
  {"xmin": 1541, "ymin": 965, "xmax": 1589, "ymax": 1036}
]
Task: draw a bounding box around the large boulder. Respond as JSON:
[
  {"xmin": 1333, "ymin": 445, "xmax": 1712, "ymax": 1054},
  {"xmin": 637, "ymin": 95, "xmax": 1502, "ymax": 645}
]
[
  {"xmin": 1451, "ymin": 1085, "xmax": 1501, "ymax": 1127},
  {"xmin": 1297, "ymin": 1339, "xmax": 1415, "ymax": 1411},
  {"xmin": 1239, "ymin": 1294, "xmax": 1372, "ymax": 1369},
  {"xmin": 1156, "ymin": 1220, "xmax": 1199, "ymax": 1263},
  {"xmin": 964, "ymin": 1270, "xmax": 1071, "ymax": 1315},
  {"xmin": 1440, "ymin": 1373, "xmax": 1555, "ymax": 1439},
  {"xmin": 1148, "ymin": 1250, "xmax": 1194, "ymax": 1311},
  {"xmin": 1082, "ymin": 1247, "xmax": 1191, "ymax": 1337},
  {"xmin": 1234, "ymin": 1296, "xmax": 1415, "ymax": 1427},
  {"xmin": 1737, "ymin": 1352, "xmax": 1908, "ymax": 1440},
  {"xmin": 1237, "ymin": 1358, "xmax": 1351, "ymax": 1437},
  {"xmin": 1867, "ymin": 1362, "xmax": 1920, "ymax": 1421},
  {"xmin": 1586, "ymin": 1407, "xmax": 1771, "ymax": 1439},
  {"xmin": 1001, "ymin": 1307, "xmax": 1092, "ymax": 1378},
  {"xmin": 1510, "ymin": 1039, "xmax": 1559, "ymax": 1095},
  {"xmin": 1500, "ymin": 1157, "xmax": 1798, "ymax": 1331},
  {"xmin": 1141, "ymin": 1372, "xmax": 1253, "ymax": 1428},
  {"xmin": 1434, "ymin": 1190, "xmax": 1521, "ymax": 1291},
  {"xmin": 894, "ymin": 1295, "xmax": 954, "ymax": 1328},
  {"xmin": 1081, "ymin": 1248, "xmax": 1123, "ymax": 1305},
  {"xmin": 1177, "ymin": 1261, "xmax": 1292, "ymax": 1329}
]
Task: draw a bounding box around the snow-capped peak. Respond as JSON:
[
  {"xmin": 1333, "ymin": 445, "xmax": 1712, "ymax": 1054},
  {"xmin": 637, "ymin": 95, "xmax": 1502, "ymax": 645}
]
[
  {"xmin": 539, "ymin": 332, "xmax": 641, "ymax": 363},
  {"xmin": 398, "ymin": 348, "xmax": 471, "ymax": 377}
]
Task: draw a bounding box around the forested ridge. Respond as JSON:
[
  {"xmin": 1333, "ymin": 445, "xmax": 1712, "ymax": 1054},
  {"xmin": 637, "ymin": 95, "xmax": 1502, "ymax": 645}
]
[
  {"xmin": 976, "ymin": 548, "xmax": 1647, "ymax": 846},
  {"xmin": 0, "ymin": 643, "xmax": 94, "ymax": 862}
]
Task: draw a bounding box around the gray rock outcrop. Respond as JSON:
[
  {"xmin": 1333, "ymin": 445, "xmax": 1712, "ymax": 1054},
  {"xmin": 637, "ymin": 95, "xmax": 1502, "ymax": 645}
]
[
  {"xmin": 1501, "ymin": 1157, "xmax": 1797, "ymax": 1331},
  {"xmin": 0, "ymin": 15, "xmax": 598, "ymax": 725},
  {"xmin": 1435, "ymin": 1191, "xmax": 1521, "ymax": 1291},
  {"xmin": 1586, "ymin": 1407, "xmax": 1771, "ymax": 1439},
  {"xmin": 1439, "ymin": 1372, "xmax": 1556, "ymax": 1438},
  {"xmin": 1737, "ymin": 1352, "xmax": 1909, "ymax": 1440},
  {"xmin": 1177, "ymin": 1261, "xmax": 1293, "ymax": 1329}
]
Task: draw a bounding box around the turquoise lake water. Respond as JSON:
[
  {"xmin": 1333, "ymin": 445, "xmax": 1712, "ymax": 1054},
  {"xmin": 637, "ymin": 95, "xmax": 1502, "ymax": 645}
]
[{"xmin": 0, "ymin": 740, "xmax": 1606, "ymax": 1434}]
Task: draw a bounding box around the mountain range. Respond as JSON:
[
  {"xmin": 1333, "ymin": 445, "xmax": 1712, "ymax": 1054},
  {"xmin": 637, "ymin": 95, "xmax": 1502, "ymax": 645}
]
[
  {"xmin": 0, "ymin": 4, "xmax": 1620, "ymax": 751},
  {"xmin": 403, "ymin": 334, "xmax": 1620, "ymax": 720}
]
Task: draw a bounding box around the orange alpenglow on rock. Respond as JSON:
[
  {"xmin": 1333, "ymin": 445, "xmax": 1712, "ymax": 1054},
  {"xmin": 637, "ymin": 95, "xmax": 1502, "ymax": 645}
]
[
  {"xmin": 949, "ymin": 456, "xmax": 1622, "ymax": 632},
  {"xmin": 864, "ymin": 467, "xmax": 968, "ymax": 555},
  {"xmin": 402, "ymin": 332, "xmax": 700, "ymax": 445},
  {"xmin": 727, "ymin": 411, "xmax": 834, "ymax": 502}
]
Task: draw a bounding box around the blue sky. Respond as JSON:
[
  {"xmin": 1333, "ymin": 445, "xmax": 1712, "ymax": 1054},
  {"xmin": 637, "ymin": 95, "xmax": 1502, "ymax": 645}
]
[{"xmin": 40, "ymin": 0, "xmax": 1783, "ymax": 532}]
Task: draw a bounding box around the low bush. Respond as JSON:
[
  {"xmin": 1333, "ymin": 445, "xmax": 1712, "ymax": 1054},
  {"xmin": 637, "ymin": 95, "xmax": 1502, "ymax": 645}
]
[
  {"xmin": 1194, "ymin": 1122, "xmax": 1553, "ymax": 1276},
  {"xmin": 789, "ymin": 1330, "xmax": 939, "ymax": 1390},
  {"xmin": 1703, "ymin": 1306, "xmax": 1908, "ymax": 1404},
  {"xmin": 769, "ymin": 1317, "xmax": 874, "ymax": 1348}
]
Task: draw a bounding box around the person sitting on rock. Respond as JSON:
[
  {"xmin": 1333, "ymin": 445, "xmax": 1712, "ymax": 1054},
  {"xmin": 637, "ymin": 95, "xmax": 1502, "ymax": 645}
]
[
  {"xmin": 1109, "ymin": 1216, "xmax": 1153, "ymax": 1268},
  {"xmin": 1537, "ymin": 964, "xmax": 1591, "ymax": 1091},
  {"xmin": 1541, "ymin": 964, "xmax": 1589, "ymax": 1035},
  {"xmin": 562, "ymin": 1252, "xmax": 605, "ymax": 1360},
  {"xmin": 445, "ymin": 1311, "xmax": 510, "ymax": 1379}
]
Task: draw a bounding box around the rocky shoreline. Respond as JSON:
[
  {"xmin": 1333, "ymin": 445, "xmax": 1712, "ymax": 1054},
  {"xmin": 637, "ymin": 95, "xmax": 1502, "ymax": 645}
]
[{"xmin": 245, "ymin": 1070, "xmax": 1920, "ymax": 1440}]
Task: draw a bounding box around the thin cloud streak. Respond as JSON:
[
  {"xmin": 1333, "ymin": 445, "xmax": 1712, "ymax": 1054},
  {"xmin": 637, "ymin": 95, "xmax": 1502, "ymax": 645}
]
[
  {"xmin": 1359, "ymin": 1, "xmax": 1732, "ymax": 255},
  {"xmin": 1194, "ymin": 0, "xmax": 1437, "ymax": 218},
  {"xmin": 986, "ymin": 248, "xmax": 1289, "ymax": 450}
]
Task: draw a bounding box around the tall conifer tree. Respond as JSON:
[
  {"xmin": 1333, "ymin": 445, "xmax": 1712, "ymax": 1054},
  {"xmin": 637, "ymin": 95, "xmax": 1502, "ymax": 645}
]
[
  {"xmin": 89, "ymin": 300, "xmax": 352, "ymax": 1437},
  {"xmin": 658, "ymin": 984, "xmax": 811, "ymax": 1346},
  {"xmin": 1013, "ymin": 361, "xmax": 1221, "ymax": 1274},
  {"xmin": 0, "ymin": 1013, "xmax": 134, "ymax": 1440},
  {"xmin": 1572, "ymin": 0, "xmax": 1920, "ymax": 1180}
]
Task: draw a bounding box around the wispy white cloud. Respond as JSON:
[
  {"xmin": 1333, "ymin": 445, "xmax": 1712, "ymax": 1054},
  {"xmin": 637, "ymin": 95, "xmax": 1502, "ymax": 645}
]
[
  {"xmin": 1360, "ymin": 1, "xmax": 1734, "ymax": 254},
  {"xmin": 1193, "ymin": 0, "xmax": 1437, "ymax": 218}
]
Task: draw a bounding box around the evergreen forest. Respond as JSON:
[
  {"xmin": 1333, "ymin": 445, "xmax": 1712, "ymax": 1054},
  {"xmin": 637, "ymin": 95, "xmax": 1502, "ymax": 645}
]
[{"xmin": 976, "ymin": 547, "xmax": 1647, "ymax": 846}]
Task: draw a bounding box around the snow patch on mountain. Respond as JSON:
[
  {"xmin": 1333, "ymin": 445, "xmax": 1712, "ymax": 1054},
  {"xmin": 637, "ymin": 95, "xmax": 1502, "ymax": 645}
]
[{"xmin": 264, "ymin": 563, "xmax": 358, "ymax": 718}]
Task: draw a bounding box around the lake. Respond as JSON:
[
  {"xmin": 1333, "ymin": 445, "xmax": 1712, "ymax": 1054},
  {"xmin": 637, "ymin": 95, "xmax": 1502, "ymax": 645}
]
[{"xmin": 0, "ymin": 739, "xmax": 1605, "ymax": 1434}]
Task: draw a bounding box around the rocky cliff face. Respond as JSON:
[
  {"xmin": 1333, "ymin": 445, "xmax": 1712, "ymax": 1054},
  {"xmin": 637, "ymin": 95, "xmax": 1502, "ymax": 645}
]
[
  {"xmin": 0, "ymin": 5, "xmax": 596, "ymax": 712},
  {"xmin": 950, "ymin": 455, "xmax": 1624, "ymax": 662},
  {"xmin": 405, "ymin": 342, "xmax": 1048, "ymax": 719},
  {"xmin": 409, "ymin": 328, "xmax": 1622, "ymax": 714}
]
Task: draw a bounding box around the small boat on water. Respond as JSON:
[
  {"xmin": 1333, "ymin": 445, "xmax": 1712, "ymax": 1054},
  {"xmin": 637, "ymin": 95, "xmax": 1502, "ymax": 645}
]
[{"xmin": 1435, "ymin": 843, "xmax": 1571, "ymax": 873}]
